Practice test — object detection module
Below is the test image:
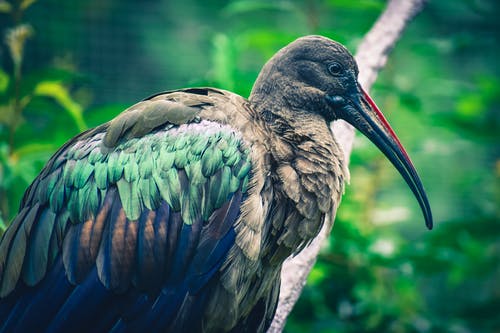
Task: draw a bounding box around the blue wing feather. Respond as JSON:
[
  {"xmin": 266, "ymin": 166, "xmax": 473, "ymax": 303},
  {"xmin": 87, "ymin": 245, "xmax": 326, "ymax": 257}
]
[{"xmin": 0, "ymin": 258, "xmax": 73, "ymax": 332}]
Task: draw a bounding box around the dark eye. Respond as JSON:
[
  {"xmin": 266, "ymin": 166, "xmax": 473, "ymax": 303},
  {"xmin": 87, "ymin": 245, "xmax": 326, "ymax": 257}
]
[{"xmin": 328, "ymin": 62, "xmax": 343, "ymax": 76}]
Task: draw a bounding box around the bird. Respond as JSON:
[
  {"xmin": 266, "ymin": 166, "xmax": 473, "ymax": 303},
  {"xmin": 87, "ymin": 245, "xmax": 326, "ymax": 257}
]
[{"xmin": 0, "ymin": 35, "xmax": 432, "ymax": 332}]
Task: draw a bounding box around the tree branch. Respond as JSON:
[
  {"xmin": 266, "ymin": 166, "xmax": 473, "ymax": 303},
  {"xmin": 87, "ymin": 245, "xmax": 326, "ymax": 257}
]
[{"xmin": 268, "ymin": 0, "xmax": 427, "ymax": 331}]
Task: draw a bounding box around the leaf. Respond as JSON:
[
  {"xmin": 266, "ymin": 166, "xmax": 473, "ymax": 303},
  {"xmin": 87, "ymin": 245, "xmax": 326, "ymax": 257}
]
[
  {"xmin": 34, "ymin": 81, "xmax": 87, "ymax": 131},
  {"xmin": 211, "ymin": 34, "xmax": 236, "ymax": 90},
  {"xmin": 10, "ymin": 143, "xmax": 55, "ymax": 184},
  {"xmin": 0, "ymin": 69, "xmax": 9, "ymax": 93},
  {"xmin": 13, "ymin": 142, "xmax": 57, "ymax": 159},
  {"xmin": 0, "ymin": 103, "xmax": 15, "ymax": 126},
  {"xmin": 0, "ymin": 0, "xmax": 12, "ymax": 13},
  {"xmin": 20, "ymin": 0, "xmax": 37, "ymax": 11},
  {"xmin": 0, "ymin": 213, "xmax": 6, "ymax": 234}
]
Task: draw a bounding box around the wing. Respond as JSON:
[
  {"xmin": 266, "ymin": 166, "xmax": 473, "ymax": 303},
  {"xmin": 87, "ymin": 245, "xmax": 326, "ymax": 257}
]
[{"xmin": 0, "ymin": 88, "xmax": 253, "ymax": 332}]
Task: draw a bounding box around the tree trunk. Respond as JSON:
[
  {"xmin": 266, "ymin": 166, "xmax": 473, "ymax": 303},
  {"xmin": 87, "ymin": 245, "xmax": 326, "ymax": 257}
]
[{"xmin": 268, "ymin": 0, "xmax": 427, "ymax": 331}]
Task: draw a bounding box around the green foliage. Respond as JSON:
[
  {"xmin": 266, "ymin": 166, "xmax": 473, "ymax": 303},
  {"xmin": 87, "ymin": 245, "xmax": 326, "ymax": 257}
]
[
  {"xmin": 0, "ymin": 0, "xmax": 498, "ymax": 332},
  {"xmin": 33, "ymin": 81, "xmax": 87, "ymax": 132},
  {"xmin": 0, "ymin": 0, "xmax": 87, "ymax": 226}
]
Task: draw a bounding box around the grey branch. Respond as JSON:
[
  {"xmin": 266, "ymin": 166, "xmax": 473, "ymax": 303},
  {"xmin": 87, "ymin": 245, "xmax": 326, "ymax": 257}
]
[{"xmin": 268, "ymin": 0, "xmax": 427, "ymax": 331}]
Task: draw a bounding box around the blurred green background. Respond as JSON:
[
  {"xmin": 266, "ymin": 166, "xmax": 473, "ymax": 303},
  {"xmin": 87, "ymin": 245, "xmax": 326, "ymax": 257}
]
[{"xmin": 0, "ymin": 0, "xmax": 498, "ymax": 332}]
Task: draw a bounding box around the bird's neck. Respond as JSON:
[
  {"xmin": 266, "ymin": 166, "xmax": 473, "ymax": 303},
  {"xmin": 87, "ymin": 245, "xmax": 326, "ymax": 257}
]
[
  {"xmin": 249, "ymin": 86, "xmax": 337, "ymax": 159},
  {"xmin": 248, "ymin": 91, "xmax": 348, "ymax": 263}
]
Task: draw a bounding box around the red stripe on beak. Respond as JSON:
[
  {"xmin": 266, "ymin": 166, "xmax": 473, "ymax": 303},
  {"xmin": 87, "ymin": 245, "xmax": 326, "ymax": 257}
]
[{"xmin": 360, "ymin": 87, "xmax": 413, "ymax": 166}]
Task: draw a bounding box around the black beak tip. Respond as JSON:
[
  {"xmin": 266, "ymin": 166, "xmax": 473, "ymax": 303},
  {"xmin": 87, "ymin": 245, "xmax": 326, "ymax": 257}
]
[
  {"xmin": 420, "ymin": 187, "xmax": 433, "ymax": 230},
  {"xmin": 425, "ymin": 213, "xmax": 434, "ymax": 230}
]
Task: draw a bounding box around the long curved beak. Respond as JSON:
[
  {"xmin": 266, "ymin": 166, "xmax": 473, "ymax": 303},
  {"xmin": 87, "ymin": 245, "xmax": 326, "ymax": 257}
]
[{"xmin": 333, "ymin": 85, "xmax": 433, "ymax": 230}]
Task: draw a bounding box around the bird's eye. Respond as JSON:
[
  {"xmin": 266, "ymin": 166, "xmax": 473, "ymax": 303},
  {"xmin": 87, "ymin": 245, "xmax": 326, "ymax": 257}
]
[{"xmin": 328, "ymin": 62, "xmax": 343, "ymax": 76}]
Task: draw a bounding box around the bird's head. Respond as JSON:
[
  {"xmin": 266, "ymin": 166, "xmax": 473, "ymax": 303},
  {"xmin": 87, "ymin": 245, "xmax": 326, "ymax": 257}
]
[{"xmin": 251, "ymin": 35, "xmax": 433, "ymax": 230}]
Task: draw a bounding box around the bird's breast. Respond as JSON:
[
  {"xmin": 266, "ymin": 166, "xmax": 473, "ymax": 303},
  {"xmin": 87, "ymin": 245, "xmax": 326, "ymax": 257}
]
[{"xmin": 260, "ymin": 126, "xmax": 348, "ymax": 264}]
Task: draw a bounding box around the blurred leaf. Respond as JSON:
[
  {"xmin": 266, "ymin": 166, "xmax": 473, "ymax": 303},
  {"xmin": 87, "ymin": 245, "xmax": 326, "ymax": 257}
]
[
  {"xmin": 0, "ymin": 103, "xmax": 14, "ymax": 126},
  {"xmin": 20, "ymin": 0, "xmax": 37, "ymax": 10},
  {"xmin": 0, "ymin": 69, "xmax": 9, "ymax": 93},
  {"xmin": 1, "ymin": 142, "xmax": 52, "ymax": 186},
  {"xmin": 33, "ymin": 81, "xmax": 87, "ymax": 131},
  {"xmin": 211, "ymin": 34, "xmax": 236, "ymax": 90},
  {"xmin": 0, "ymin": 215, "xmax": 5, "ymax": 233},
  {"xmin": 19, "ymin": 68, "xmax": 88, "ymax": 100},
  {"xmin": 13, "ymin": 142, "xmax": 56, "ymax": 159},
  {"xmin": 307, "ymin": 264, "xmax": 327, "ymax": 286},
  {"xmin": 456, "ymin": 94, "xmax": 483, "ymax": 121},
  {"xmin": 0, "ymin": 0, "xmax": 11, "ymax": 13}
]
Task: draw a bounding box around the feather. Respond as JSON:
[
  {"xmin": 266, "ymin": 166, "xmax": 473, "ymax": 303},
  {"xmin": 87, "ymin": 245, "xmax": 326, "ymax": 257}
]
[
  {"xmin": 117, "ymin": 148, "xmax": 131, "ymax": 166},
  {"xmin": 174, "ymin": 146, "xmax": 189, "ymax": 169},
  {"xmin": 88, "ymin": 145, "xmax": 105, "ymax": 164},
  {"xmin": 73, "ymin": 158, "xmax": 94, "ymax": 189},
  {"xmin": 225, "ymin": 150, "xmax": 241, "ymax": 167},
  {"xmin": 201, "ymin": 181, "xmax": 214, "ymax": 222},
  {"xmin": 0, "ymin": 257, "xmax": 73, "ymax": 333},
  {"xmin": 134, "ymin": 209, "xmax": 157, "ymax": 291},
  {"xmin": 189, "ymin": 135, "xmax": 207, "ymax": 157},
  {"xmin": 107, "ymin": 151, "xmax": 123, "ymax": 183},
  {"xmin": 123, "ymin": 158, "xmax": 139, "ymax": 183},
  {"xmin": 148, "ymin": 177, "xmax": 161, "ymax": 210},
  {"xmin": 189, "ymin": 191, "xmax": 242, "ymax": 291},
  {"xmin": 96, "ymin": 195, "xmax": 124, "ymax": 289},
  {"xmin": 277, "ymin": 164, "xmax": 300, "ymax": 203},
  {"xmin": 22, "ymin": 209, "xmax": 56, "ymax": 286},
  {"xmin": 1, "ymin": 203, "xmax": 40, "ymax": 296},
  {"xmin": 154, "ymin": 201, "xmax": 171, "ymax": 282},
  {"xmin": 62, "ymin": 159, "xmax": 76, "ymax": 188},
  {"xmin": 201, "ymin": 145, "xmax": 223, "ymax": 177},
  {"xmin": 181, "ymin": 184, "xmax": 202, "ymax": 226},
  {"xmin": 36, "ymin": 168, "xmax": 61, "ymax": 204},
  {"xmin": 208, "ymin": 166, "xmax": 232, "ymax": 212},
  {"xmin": 88, "ymin": 189, "xmax": 115, "ymax": 259},
  {"xmin": 47, "ymin": 267, "xmax": 116, "ymax": 332},
  {"xmin": 49, "ymin": 175, "xmax": 66, "ymax": 212},
  {"xmin": 184, "ymin": 160, "xmax": 205, "ymax": 185},
  {"xmin": 93, "ymin": 161, "xmax": 108, "ymax": 190},
  {"xmin": 137, "ymin": 177, "xmax": 156, "ymax": 211},
  {"xmin": 0, "ymin": 207, "xmax": 29, "ymax": 296},
  {"xmin": 116, "ymin": 178, "xmax": 141, "ymax": 220},
  {"xmin": 163, "ymin": 168, "xmax": 182, "ymax": 211},
  {"xmin": 62, "ymin": 188, "xmax": 113, "ymax": 284},
  {"xmin": 108, "ymin": 213, "xmax": 138, "ymax": 292},
  {"xmin": 138, "ymin": 152, "xmax": 154, "ymax": 179},
  {"xmin": 82, "ymin": 176, "xmax": 102, "ymax": 219},
  {"xmin": 165, "ymin": 211, "xmax": 182, "ymax": 278},
  {"xmin": 233, "ymin": 159, "xmax": 252, "ymax": 179},
  {"xmin": 63, "ymin": 218, "xmax": 91, "ymax": 284}
]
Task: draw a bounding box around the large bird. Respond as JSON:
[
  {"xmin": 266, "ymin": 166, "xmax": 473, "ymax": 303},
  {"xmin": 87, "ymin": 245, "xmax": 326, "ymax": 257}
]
[{"xmin": 0, "ymin": 35, "xmax": 432, "ymax": 332}]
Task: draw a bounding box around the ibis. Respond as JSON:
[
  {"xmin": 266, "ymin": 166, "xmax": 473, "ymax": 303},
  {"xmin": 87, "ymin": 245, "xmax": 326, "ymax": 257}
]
[{"xmin": 0, "ymin": 35, "xmax": 432, "ymax": 332}]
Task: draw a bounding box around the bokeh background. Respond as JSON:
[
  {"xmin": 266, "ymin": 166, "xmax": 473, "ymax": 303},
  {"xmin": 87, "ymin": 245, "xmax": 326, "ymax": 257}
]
[{"xmin": 0, "ymin": 0, "xmax": 498, "ymax": 332}]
